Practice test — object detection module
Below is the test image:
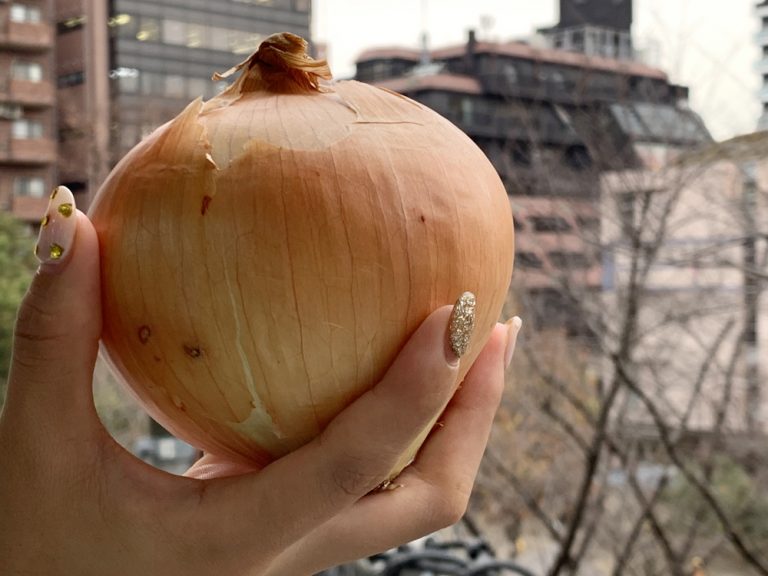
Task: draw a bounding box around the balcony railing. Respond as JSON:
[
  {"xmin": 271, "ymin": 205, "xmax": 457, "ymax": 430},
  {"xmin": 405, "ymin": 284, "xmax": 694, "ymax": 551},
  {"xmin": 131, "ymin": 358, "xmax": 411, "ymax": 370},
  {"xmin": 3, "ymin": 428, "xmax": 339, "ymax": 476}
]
[
  {"xmin": 0, "ymin": 77, "xmax": 55, "ymax": 107},
  {"xmin": 0, "ymin": 19, "xmax": 53, "ymax": 51},
  {"xmin": 0, "ymin": 136, "xmax": 57, "ymax": 164}
]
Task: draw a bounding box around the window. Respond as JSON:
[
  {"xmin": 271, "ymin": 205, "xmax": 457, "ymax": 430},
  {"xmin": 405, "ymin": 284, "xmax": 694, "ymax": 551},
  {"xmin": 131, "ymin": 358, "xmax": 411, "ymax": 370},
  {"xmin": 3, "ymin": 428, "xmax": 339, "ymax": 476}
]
[
  {"xmin": 162, "ymin": 19, "xmax": 186, "ymax": 45},
  {"xmin": 230, "ymin": 30, "xmax": 262, "ymax": 54},
  {"xmin": 548, "ymin": 251, "xmax": 591, "ymax": 269},
  {"xmin": 58, "ymin": 71, "xmax": 85, "ymax": 88},
  {"xmin": 516, "ymin": 251, "xmax": 544, "ymax": 269},
  {"xmin": 576, "ymin": 216, "xmax": 600, "ymax": 231},
  {"xmin": 119, "ymin": 124, "xmax": 140, "ymax": 149},
  {"xmin": 12, "ymin": 119, "xmax": 43, "ymax": 139},
  {"xmin": 10, "ymin": 3, "xmax": 41, "ymax": 23},
  {"xmin": 11, "ymin": 60, "xmax": 42, "ymax": 82},
  {"xmin": 188, "ymin": 77, "xmax": 209, "ymax": 99},
  {"xmin": 530, "ymin": 216, "xmax": 572, "ymax": 233},
  {"xmin": 57, "ymin": 15, "xmax": 86, "ymax": 33},
  {"xmin": 164, "ymin": 75, "xmax": 186, "ymax": 99},
  {"xmin": 13, "ymin": 177, "xmax": 46, "ymax": 198},
  {"xmin": 209, "ymin": 27, "xmax": 230, "ymax": 51},
  {"xmin": 186, "ymin": 23, "xmax": 205, "ymax": 48},
  {"xmin": 141, "ymin": 72, "xmax": 163, "ymax": 95},
  {"xmin": 136, "ymin": 17, "xmax": 160, "ymax": 42}
]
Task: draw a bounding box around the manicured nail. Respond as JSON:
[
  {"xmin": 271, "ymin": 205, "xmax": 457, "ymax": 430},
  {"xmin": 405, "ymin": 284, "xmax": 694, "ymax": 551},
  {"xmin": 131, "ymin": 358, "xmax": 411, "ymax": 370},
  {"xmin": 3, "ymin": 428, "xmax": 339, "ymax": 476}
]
[
  {"xmin": 446, "ymin": 291, "xmax": 476, "ymax": 364},
  {"xmin": 36, "ymin": 186, "xmax": 77, "ymax": 265},
  {"xmin": 504, "ymin": 317, "xmax": 523, "ymax": 369}
]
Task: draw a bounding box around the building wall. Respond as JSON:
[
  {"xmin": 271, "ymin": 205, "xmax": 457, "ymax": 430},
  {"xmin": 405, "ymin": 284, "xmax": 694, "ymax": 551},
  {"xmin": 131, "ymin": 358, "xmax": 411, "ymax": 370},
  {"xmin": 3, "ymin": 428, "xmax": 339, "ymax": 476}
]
[
  {"xmin": 757, "ymin": 1, "xmax": 768, "ymax": 130},
  {"xmin": 0, "ymin": 0, "xmax": 56, "ymax": 222},
  {"xmin": 601, "ymin": 150, "xmax": 768, "ymax": 432},
  {"xmin": 54, "ymin": 0, "xmax": 311, "ymax": 207}
]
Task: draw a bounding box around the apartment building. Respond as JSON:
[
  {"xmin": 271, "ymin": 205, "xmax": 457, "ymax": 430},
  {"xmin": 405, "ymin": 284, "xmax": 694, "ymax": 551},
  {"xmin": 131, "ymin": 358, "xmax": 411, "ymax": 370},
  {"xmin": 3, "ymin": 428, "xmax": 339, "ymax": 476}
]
[{"xmin": 0, "ymin": 0, "xmax": 56, "ymax": 223}]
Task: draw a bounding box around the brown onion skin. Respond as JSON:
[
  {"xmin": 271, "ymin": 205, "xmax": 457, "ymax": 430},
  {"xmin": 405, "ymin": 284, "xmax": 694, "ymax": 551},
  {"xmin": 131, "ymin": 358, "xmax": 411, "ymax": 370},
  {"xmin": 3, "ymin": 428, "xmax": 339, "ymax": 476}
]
[{"xmin": 90, "ymin": 34, "xmax": 514, "ymax": 472}]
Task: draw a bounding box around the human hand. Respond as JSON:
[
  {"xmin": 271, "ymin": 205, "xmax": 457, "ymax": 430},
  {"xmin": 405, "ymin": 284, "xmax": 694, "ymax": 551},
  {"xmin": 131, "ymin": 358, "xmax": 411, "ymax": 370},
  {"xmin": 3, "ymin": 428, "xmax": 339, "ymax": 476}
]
[{"xmin": 0, "ymin": 186, "xmax": 521, "ymax": 576}]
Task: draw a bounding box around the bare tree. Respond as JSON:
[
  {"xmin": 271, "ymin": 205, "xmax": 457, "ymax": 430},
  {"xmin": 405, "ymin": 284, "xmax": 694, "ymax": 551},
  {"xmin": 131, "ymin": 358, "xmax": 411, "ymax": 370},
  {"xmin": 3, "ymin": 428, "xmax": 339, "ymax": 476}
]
[{"xmin": 470, "ymin": 134, "xmax": 768, "ymax": 576}]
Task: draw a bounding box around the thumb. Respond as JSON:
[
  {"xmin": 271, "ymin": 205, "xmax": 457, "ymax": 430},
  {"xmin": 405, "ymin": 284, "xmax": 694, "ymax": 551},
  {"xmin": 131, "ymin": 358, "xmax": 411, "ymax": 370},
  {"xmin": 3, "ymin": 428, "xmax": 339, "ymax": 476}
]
[{"xmin": 5, "ymin": 186, "xmax": 102, "ymax": 431}]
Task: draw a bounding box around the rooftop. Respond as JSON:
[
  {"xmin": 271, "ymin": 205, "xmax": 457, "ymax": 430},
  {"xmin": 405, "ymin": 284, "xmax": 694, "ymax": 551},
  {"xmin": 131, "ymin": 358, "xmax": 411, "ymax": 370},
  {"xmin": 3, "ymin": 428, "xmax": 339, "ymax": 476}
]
[{"xmin": 357, "ymin": 40, "xmax": 668, "ymax": 81}]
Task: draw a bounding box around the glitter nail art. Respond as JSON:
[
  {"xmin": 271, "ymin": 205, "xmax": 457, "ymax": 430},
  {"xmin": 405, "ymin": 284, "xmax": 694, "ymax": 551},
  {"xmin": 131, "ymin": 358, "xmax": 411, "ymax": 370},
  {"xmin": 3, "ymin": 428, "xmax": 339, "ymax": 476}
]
[{"xmin": 448, "ymin": 291, "xmax": 476, "ymax": 360}]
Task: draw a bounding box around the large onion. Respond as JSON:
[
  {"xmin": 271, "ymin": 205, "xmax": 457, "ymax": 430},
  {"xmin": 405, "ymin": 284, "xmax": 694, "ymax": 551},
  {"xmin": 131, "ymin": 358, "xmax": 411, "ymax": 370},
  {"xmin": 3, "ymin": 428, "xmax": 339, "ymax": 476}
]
[{"xmin": 90, "ymin": 33, "xmax": 514, "ymax": 473}]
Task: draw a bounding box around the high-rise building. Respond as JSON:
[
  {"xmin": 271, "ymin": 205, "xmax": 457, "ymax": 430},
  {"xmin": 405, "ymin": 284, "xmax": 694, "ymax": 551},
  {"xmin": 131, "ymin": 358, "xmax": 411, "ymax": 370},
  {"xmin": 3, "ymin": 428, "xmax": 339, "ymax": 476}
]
[
  {"xmin": 55, "ymin": 0, "xmax": 311, "ymax": 208},
  {"xmin": 0, "ymin": 0, "xmax": 56, "ymax": 223},
  {"xmin": 757, "ymin": 1, "xmax": 768, "ymax": 130}
]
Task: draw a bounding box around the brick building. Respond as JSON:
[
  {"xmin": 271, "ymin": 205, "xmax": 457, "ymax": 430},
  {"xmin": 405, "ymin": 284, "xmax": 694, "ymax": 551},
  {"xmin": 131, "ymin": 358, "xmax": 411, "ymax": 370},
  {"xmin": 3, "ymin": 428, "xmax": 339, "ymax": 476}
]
[{"xmin": 0, "ymin": 0, "xmax": 56, "ymax": 223}]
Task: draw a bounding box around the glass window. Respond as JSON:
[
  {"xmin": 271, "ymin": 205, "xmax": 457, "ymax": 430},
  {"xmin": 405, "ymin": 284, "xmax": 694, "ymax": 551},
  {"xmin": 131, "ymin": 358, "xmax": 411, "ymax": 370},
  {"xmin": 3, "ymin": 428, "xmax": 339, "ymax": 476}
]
[
  {"xmin": 120, "ymin": 124, "xmax": 140, "ymax": 149},
  {"xmin": 12, "ymin": 119, "xmax": 43, "ymax": 139},
  {"xmin": 516, "ymin": 252, "xmax": 544, "ymax": 269},
  {"xmin": 186, "ymin": 23, "xmax": 205, "ymax": 48},
  {"xmin": 188, "ymin": 77, "xmax": 209, "ymax": 99},
  {"xmin": 162, "ymin": 19, "xmax": 186, "ymax": 46},
  {"xmin": 111, "ymin": 13, "xmax": 137, "ymax": 38},
  {"xmin": 58, "ymin": 71, "xmax": 85, "ymax": 88},
  {"xmin": 136, "ymin": 18, "xmax": 160, "ymax": 42},
  {"xmin": 11, "ymin": 60, "xmax": 42, "ymax": 82},
  {"xmin": 548, "ymin": 251, "xmax": 591, "ymax": 269},
  {"xmin": 530, "ymin": 216, "xmax": 572, "ymax": 233},
  {"xmin": 141, "ymin": 72, "xmax": 163, "ymax": 95},
  {"xmin": 13, "ymin": 176, "xmax": 46, "ymax": 198},
  {"xmin": 230, "ymin": 30, "xmax": 262, "ymax": 54},
  {"xmin": 164, "ymin": 75, "xmax": 186, "ymax": 99},
  {"xmin": 209, "ymin": 27, "xmax": 230, "ymax": 51},
  {"xmin": 10, "ymin": 4, "xmax": 41, "ymax": 23},
  {"xmin": 118, "ymin": 73, "xmax": 139, "ymax": 93}
]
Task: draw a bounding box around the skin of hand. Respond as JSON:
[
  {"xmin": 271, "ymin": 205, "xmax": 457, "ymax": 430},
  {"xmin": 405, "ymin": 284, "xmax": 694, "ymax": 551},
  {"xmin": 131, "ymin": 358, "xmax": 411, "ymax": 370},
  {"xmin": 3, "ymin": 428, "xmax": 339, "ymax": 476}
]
[{"xmin": 0, "ymin": 198, "xmax": 521, "ymax": 576}]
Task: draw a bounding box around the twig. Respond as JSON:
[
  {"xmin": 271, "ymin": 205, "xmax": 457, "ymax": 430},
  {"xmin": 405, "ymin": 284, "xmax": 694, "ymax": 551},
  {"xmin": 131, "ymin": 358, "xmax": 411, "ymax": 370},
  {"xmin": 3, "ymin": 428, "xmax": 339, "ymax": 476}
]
[{"xmin": 613, "ymin": 354, "xmax": 768, "ymax": 575}]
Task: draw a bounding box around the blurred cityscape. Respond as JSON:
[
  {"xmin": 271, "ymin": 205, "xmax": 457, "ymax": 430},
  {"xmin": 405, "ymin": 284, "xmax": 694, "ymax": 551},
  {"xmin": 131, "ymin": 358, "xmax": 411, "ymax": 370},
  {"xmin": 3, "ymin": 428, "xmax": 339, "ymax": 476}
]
[{"xmin": 2, "ymin": 0, "xmax": 768, "ymax": 574}]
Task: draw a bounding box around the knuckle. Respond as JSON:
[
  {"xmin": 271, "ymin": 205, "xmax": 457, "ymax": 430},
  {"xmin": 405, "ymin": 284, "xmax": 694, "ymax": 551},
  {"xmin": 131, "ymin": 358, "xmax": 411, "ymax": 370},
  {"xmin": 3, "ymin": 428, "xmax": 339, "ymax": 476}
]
[
  {"xmin": 427, "ymin": 486, "xmax": 471, "ymax": 530},
  {"xmin": 328, "ymin": 457, "xmax": 383, "ymax": 498}
]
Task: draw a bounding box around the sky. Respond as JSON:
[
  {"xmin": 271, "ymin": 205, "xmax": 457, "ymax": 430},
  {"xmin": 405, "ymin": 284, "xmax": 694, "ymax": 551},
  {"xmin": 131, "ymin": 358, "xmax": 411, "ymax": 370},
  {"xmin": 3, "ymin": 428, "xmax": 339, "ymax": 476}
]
[{"xmin": 313, "ymin": 0, "xmax": 761, "ymax": 142}]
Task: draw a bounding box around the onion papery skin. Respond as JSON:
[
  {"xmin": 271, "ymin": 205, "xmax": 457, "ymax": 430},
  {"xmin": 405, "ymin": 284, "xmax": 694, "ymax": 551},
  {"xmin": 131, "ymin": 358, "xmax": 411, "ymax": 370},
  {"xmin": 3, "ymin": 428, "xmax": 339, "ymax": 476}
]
[{"xmin": 90, "ymin": 34, "xmax": 514, "ymax": 474}]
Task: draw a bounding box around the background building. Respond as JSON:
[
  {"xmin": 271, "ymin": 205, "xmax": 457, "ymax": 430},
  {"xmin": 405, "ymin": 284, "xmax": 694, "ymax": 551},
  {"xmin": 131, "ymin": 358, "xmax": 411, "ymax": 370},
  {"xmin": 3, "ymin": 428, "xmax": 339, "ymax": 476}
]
[
  {"xmin": 602, "ymin": 133, "xmax": 768, "ymax": 438},
  {"xmin": 0, "ymin": 0, "xmax": 56, "ymax": 223},
  {"xmin": 55, "ymin": 0, "xmax": 311, "ymax": 208},
  {"xmin": 758, "ymin": 0, "xmax": 768, "ymax": 130},
  {"xmin": 355, "ymin": 23, "xmax": 710, "ymax": 331}
]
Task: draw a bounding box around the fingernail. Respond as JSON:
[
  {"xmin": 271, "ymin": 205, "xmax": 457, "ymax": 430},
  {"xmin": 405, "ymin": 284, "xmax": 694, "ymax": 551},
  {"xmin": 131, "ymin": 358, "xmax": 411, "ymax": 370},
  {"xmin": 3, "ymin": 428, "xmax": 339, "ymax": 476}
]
[
  {"xmin": 446, "ymin": 291, "xmax": 476, "ymax": 365},
  {"xmin": 35, "ymin": 186, "xmax": 77, "ymax": 266},
  {"xmin": 504, "ymin": 317, "xmax": 523, "ymax": 369}
]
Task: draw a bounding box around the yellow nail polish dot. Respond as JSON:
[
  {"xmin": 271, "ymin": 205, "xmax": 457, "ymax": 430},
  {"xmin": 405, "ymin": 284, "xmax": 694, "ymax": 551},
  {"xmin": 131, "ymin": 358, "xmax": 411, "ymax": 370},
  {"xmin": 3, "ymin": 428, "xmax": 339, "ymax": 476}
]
[
  {"xmin": 58, "ymin": 203, "xmax": 74, "ymax": 218},
  {"xmin": 41, "ymin": 214, "xmax": 50, "ymax": 227},
  {"xmin": 49, "ymin": 243, "xmax": 64, "ymax": 260},
  {"xmin": 51, "ymin": 187, "xmax": 59, "ymax": 200}
]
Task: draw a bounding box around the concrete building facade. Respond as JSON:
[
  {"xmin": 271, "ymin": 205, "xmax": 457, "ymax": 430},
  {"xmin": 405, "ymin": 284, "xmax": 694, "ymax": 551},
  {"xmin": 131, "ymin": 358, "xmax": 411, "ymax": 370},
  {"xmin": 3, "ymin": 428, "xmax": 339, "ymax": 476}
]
[{"xmin": 601, "ymin": 133, "xmax": 768, "ymax": 436}]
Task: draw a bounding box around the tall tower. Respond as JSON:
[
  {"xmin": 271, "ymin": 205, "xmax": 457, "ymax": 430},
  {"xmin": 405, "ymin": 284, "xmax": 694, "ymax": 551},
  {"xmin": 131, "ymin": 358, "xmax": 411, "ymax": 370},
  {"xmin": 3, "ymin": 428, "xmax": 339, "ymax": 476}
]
[
  {"xmin": 540, "ymin": 0, "xmax": 634, "ymax": 61},
  {"xmin": 757, "ymin": 1, "xmax": 768, "ymax": 130}
]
